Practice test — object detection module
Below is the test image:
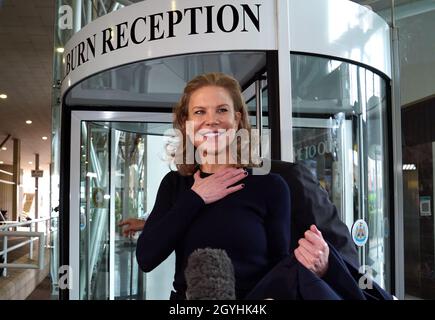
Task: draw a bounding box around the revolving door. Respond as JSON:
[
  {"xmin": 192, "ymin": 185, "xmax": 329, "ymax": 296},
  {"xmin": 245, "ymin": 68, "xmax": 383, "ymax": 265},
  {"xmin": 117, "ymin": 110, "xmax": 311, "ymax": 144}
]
[
  {"xmin": 63, "ymin": 51, "xmax": 274, "ymax": 299},
  {"xmin": 76, "ymin": 115, "xmax": 173, "ymax": 299},
  {"xmin": 57, "ymin": 0, "xmax": 395, "ymax": 300},
  {"xmin": 62, "ymin": 50, "xmax": 393, "ymax": 299}
]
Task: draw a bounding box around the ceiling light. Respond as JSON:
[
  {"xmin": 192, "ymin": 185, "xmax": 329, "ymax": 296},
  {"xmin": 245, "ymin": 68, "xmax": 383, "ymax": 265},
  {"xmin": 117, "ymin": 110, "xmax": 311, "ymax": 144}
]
[
  {"xmin": 26, "ymin": 120, "xmax": 32, "ymax": 124},
  {"xmin": 1, "ymin": 147, "xmax": 6, "ymax": 150},
  {"xmin": 0, "ymin": 161, "xmax": 4, "ymax": 164},
  {"xmin": 42, "ymin": 136, "xmax": 48, "ymax": 140},
  {"xmin": 57, "ymin": 48, "xmax": 65, "ymax": 53},
  {"xmin": 28, "ymin": 161, "xmax": 33, "ymax": 165},
  {"xmin": 0, "ymin": 94, "xmax": 7, "ymax": 99}
]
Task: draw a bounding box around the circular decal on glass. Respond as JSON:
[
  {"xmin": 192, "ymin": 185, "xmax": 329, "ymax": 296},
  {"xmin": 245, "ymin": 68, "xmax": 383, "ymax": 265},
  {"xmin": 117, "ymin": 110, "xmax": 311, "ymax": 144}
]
[{"xmin": 352, "ymin": 219, "xmax": 369, "ymax": 247}]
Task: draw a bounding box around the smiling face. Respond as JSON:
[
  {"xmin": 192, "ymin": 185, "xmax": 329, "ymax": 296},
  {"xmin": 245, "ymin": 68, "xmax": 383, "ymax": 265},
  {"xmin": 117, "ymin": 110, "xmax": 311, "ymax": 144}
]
[
  {"xmin": 187, "ymin": 85, "xmax": 241, "ymax": 158},
  {"xmin": 171, "ymin": 73, "xmax": 253, "ymax": 175}
]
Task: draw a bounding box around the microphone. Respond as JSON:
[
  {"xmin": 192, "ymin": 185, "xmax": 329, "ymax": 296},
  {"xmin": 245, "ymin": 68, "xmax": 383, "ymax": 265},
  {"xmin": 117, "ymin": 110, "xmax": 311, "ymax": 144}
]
[{"xmin": 184, "ymin": 248, "xmax": 236, "ymax": 300}]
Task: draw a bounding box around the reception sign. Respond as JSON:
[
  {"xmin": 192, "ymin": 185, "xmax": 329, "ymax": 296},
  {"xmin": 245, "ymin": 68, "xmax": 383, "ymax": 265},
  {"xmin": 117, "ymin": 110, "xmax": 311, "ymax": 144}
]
[{"xmin": 61, "ymin": 0, "xmax": 276, "ymax": 94}]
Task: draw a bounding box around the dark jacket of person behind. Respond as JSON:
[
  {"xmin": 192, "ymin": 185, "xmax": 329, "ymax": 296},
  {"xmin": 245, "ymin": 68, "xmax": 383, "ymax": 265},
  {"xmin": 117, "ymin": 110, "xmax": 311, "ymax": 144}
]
[{"xmin": 270, "ymin": 160, "xmax": 359, "ymax": 266}]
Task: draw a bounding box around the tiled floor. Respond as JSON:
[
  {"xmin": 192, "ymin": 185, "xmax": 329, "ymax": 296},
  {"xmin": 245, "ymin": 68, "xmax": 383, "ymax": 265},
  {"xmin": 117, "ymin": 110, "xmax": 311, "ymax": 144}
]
[
  {"xmin": 1, "ymin": 246, "xmax": 51, "ymax": 299},
  {"xmin": 26, "ymin": 276, "xmax": 57, "ymax": 300}
]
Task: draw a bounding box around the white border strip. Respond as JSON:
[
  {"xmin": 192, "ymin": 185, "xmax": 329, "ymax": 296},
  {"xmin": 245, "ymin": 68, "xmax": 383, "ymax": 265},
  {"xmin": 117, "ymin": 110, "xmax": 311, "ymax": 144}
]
[
  {"xmin": 69, "ymin": 111, "xmax": 82, "ymax": 300},
  {"xmin": 277, "ymin": 0, "xmax": 293, "ymax": 161},
  {"xmin": 109, "ymin": 128, "xmax": 116, "ymax": 300}
]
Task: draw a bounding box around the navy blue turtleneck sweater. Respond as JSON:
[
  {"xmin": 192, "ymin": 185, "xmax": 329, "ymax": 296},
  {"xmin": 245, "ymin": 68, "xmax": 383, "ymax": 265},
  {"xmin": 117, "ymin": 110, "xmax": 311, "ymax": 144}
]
[{"xmin": 136, "ymin": 169, "xmax": 291, "ymax": 299}]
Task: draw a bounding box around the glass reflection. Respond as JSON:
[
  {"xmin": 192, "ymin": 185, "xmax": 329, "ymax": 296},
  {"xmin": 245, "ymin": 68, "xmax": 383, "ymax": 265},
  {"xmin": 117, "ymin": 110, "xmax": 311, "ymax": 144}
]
[
  {"xmin": 65, "ymin": 52, "xmax": 266, "ymax": 107},
  {"xmin": 291, "ymin": 53, "xmax": 391, "ymax": 290}
]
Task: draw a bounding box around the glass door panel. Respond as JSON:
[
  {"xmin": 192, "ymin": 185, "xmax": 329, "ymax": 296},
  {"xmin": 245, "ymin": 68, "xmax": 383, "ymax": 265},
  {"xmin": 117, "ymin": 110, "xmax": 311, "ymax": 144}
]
[
  {"xmin": 113, "ymin": 127, "xmax": 146, "ymax": 300},
  {"xmin": 293, "ymin": 117, "xmax": 354, "ymax": 229},
  {"xmin": 111, "ymin": 122, "xmax": 173, "ymax": 300},
  {"xmin": 79, "ymin": 121, "xmax": 110, "ymax": 299},
  {"xmin": 78, "ymin": 119, "xmax": 173, "ymax": 300},
  {"xmin": 291, "ymin": 54, "xmax": 391, "ymax": 290}
]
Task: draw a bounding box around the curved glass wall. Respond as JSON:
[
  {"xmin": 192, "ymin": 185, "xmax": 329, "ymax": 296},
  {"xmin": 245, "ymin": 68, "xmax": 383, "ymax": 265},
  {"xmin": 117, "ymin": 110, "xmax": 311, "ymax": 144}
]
[
  {"xmin": 291, "ymin": 53, "xmax": 391, "ymax": 290},
  {"xmin": 65, "ymin": 51, "xmax": 266, "ymax": 107},
  {"xmin": 62, "ymin": 50, "xmax": 393, "ymax": 297}
]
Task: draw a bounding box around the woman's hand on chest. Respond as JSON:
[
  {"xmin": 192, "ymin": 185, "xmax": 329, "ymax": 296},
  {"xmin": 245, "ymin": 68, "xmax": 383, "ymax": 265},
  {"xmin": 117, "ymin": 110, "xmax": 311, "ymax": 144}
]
[{"xmin": 191, "ymin": 167, "xmax": 247, "ymax": 204}]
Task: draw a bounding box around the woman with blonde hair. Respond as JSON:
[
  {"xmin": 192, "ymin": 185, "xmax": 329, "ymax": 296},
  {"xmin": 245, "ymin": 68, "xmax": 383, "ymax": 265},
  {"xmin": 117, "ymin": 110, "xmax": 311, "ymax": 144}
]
[{"xmin": 126, "ymin": 72, "xmax": 291, "ymax": 299}]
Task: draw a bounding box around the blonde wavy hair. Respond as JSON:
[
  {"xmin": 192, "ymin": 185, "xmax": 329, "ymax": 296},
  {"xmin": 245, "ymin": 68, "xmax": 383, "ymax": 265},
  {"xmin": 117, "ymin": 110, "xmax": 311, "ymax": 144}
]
[{"xmin": 168, "ymin": 72, "xmax": 258, "ymax": 176}]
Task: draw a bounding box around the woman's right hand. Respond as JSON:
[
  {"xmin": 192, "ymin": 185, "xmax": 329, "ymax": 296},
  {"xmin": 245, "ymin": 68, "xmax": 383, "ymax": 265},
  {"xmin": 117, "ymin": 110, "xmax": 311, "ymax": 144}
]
[
  {"xmin": 191, "ymin": 167, "xmax": 247, "ymax": 204},
  {"xmin": 118, "ymin": 218, "xmax": 146, "ymax": 237}
]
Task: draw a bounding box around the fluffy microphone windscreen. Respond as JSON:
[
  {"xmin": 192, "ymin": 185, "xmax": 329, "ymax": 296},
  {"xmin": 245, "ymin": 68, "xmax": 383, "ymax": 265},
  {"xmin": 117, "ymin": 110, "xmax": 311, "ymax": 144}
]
[{"xmin": 185, "ymin": 248, "xmax": 236, "ymax": 300}]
